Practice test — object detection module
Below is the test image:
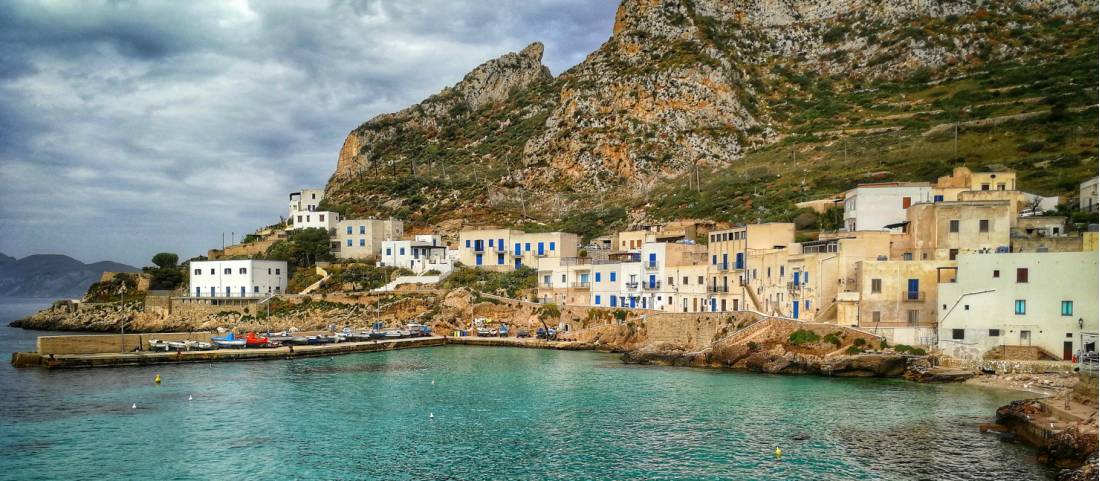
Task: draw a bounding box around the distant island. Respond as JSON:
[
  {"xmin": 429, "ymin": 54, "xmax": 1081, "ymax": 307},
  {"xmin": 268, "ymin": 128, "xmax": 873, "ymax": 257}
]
[{"xmin": 0, "ymin": 253, "xmax": 137, "ymax": 299}]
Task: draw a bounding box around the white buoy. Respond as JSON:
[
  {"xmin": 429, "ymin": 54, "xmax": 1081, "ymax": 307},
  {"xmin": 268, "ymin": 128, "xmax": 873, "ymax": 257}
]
[
  {"xmin": 431, "ymin": 380, "xmax": 435, "ymax": 385},
  {"xmin": 188, "ymin": 394, "xmax": 193, "ymax": 401},
  {"xmin": 429, "ymin": 412, "xmax": 434, "ymax": 420},
  {"xmin": 132, "ymin": 403, "xmax": 137, "ymax": 409}
]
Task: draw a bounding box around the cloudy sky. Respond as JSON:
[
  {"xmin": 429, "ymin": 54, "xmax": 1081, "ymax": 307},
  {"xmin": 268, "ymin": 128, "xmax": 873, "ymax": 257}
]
[{"xmin": 0, "ymin": 0, "xmax": 618, "ymax": 267}]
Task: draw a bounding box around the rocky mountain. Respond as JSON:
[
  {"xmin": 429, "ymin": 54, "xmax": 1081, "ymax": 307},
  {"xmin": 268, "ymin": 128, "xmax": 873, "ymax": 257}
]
[
  {"xmin": 0, "ymin": 254, "xmax": 138, "ymax": 298},
  {"xmin": 324, "ymin": 0, "xmax": 1098, "ymax": 238}
]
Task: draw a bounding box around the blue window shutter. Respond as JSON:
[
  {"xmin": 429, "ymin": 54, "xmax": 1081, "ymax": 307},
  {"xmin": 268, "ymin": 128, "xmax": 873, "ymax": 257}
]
[
  {"xmin": 346, "ymin": 239, "xmax": 352, "ymax": 246},
  {"xmin": 346, "ymin": 226, "xmax": 352, "ymax": 234},
  {"xmin": 489, "ymin": 239, "xmax": 493, "ymax": 247},
  {"xmin": 514, "ymin": 243, "xmax": 520, "ymax": 255},
  {"xmin": 712, "ymin": 255, "xmax": 717, "ymax": 264},
  {"xmin": 525, "ymin": 243, "xmax": 530, "ymax": 252},
  {"xmin": 550, "ymin": 242, "xmax": 556, "ymax": 251},
  {"xmin": 498, "ymin": 239, "xmax": 504, "ymax": 249},
  {"xmin": 498, "ymin": 254, "xmax": 504, "ymax": 264},
  {"xmin": 465, "ymin": 240, "xmax": 470, "ymax": 248},
  {"xmin": 595, "ymin": 272, "xmax": 601, "ymax": 282},
  {"xmin": 610, "ymin": 272, "xmax": 617, "ymax": 282},
  {"xmin": 595, "ymin": 295, "xmax": 601, "ymax": 305}
]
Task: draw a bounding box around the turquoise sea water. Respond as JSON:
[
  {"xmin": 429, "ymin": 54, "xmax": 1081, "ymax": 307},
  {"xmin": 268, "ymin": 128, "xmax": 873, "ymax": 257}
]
[{"xmin": 0, "ymin": 300, "xmax": 1051, "ymax": 480}]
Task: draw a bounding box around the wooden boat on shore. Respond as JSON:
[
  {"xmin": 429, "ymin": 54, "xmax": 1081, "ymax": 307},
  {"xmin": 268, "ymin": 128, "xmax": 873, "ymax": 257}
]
[
  {"xmin": 148, "ymin": 339, "xmax": 170, "ymax": 351},
  {"xmin": 245, "ymin": 332, "xmax": 271, "ymax": 348},
  {"xmin": 212, "ymin": 332, "xmax": 246, "ymax": 349}
]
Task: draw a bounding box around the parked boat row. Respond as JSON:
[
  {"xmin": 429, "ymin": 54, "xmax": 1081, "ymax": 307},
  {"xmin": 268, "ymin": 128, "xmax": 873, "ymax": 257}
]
[{"xmin": 146, "ymin": 323, "xmax": 433, "ymax": 352}]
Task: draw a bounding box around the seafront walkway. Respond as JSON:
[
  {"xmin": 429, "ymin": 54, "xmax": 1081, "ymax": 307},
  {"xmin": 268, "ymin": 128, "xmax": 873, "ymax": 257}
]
[{"xmin": 12, "ymin": 336, "xmax": 446, "ymax": 369}]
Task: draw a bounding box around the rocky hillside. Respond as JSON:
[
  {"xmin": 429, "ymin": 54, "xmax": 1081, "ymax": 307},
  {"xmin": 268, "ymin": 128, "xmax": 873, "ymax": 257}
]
[
  {"xmin": 0, "ymin": 254, "xmax": 138, "ymax": 298},
  {"xmin": 324, "ymin": 0, "xmax": 1098, "ymax": 238}
]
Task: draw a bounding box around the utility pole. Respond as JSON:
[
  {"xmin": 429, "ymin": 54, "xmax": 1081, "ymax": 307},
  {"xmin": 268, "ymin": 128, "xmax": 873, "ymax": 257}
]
[
  {"xmin": 119, "ymin": 284, "xmax": 127, "ymax": 352},
  {"xmin": 954, "ymin": 122, "xmax": 959, "ymax": 158}
]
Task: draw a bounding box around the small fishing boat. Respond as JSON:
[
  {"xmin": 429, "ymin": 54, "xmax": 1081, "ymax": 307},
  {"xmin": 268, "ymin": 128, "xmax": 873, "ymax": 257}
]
[
  {"xmin": 498, "ymin": 325, "xmax": 509, "ymax": 337},
  {"xmin": 384, "ymin": 330, "xmax": 403, "ymax": 339},
  {"xmin": 148, "ymin": 339, "xmax": 170, "ymax": 351},
  {"xmin": 245, "ymin": 332, "xmax": 270, "ymax": 348},
  {"xmin": 188, "ymin": 341, "xmax": 215, "ymax": 351},
  {"xmin": 167, "ymin": 340, "xmax": 191, "ymax": 351},
  {"xmin": 476, "ymin": 327, "xmax": 492, "ymax": 337},
  {"xmin": 212, "ymin": 332, "xmax": 246, "ymax": 349}
]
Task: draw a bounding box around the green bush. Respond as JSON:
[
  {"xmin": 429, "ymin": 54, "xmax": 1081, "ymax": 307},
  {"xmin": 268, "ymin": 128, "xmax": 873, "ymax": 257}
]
[
  {"xmin": 788, "ymin": 329, "xmax": 822, "ymax": 346},
  {"xmin": 846, "ymin": 345, "xmax": 863, "ymax": 355},
  {"xmin": 853, "ymin": 338, "xmax": 867, "ymax": 347},
  {"xmin": 823, "ymin": 332, "xmax": 843, "ymax": 347},
  {"xmin": 747, "ymin": 341, "xmax": 759, "ymax": 352},
  {"xmin": 443, "ymin": 266, "xmax": 536, "ymax": 298},
  {"xmin": 893, "ymin": 344, "xmax": 928, "ymax": 356}
]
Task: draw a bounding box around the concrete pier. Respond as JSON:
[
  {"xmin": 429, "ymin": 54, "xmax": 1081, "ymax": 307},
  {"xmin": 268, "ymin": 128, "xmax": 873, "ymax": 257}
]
[{"xmin": 12, "ymin": 336, "xmax": 446, "ymax": 369}]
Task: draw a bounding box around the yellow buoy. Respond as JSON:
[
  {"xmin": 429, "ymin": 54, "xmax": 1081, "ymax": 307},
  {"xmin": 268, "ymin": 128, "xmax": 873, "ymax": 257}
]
[
  {"xmin": 775, "ymin": 447, "xmax": 782, "ymax": 459},
  {"xmin": 154, "ymin": 374, "xmax": 161, "ymax": 384}
]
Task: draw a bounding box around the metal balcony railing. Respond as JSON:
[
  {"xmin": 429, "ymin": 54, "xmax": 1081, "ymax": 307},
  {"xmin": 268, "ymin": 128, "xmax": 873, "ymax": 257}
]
[
  {"xmin": 707, "ymin": 285, "xmax": 729, "ymax": 293},
  {"xmin": 624, "ymin": 281, "xmax": 639, "ymax": 289},
  {"xmin": 714, "ymin": 262, "xmax": 729, "ymax": 271},
  {"xmin": 642, "ymin": 281, "xmax": 661, "ymax": 290},
  {"xmin": 644, "ymin": 262, "xmax": 659, "ymax": 270},
  {"xmin": 570, "ymin": 282, "xmax": 590, "ymax": 289},
  {"xmin": 902, "ymin": 290, "xmax": 925, "ymax": 302}
]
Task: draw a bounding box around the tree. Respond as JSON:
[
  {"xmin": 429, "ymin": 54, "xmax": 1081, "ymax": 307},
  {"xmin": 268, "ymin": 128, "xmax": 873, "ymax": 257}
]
[
  {"xmin": 266, "ymin": 228, "xmax": 334, "ymax": 267},
  {"xmin": 151, "ymin": 252, "xmax": 179, "ymax": 269},
  {"xmin": 537, "ymin": 303, "xmax": 561, "ymax": 339}
]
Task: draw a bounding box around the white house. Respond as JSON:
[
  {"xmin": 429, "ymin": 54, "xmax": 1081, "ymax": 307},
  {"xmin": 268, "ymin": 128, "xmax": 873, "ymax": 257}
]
[
  {"xmin": 189, "ymin": 260, "xmax": 288, "ymax": 298},
  {"xmin": 1081, "ymin": 177, "xmax": 1098, "ymax": 213},
  {"xmin": 379, "ymin": 235, "xmax": 453, "ymax": 274},
  {"xmin": 938, "ymin": 252, "xmax": 1098, "ymax": 361},
  {"xmin": 288, "ymin": 189, "xmax": 324, "ymax": 219},
  {"xmin": 843, "ymin": 182, "xmax": 933, "ymax": 232}
]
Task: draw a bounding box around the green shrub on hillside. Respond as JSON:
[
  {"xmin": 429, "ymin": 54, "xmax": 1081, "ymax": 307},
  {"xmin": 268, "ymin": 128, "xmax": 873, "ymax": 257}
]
[
  {"xmin": 443, "ymin": 266, "xmax": 536, "ymax": 298},
  {"xmin": 788, "ymin": 329, "xmax": 822, "ymax": 346}
]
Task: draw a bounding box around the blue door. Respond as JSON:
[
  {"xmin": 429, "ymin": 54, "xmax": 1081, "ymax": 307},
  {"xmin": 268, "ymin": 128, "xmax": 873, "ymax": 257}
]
[
  {"xmin": 648, "ymin": 253, "xmax": 656, "ymax": 268},
  {"xmin": 537, "ymin": 242, "xmax": 545, "ymax": 255},
  {"xmin": 195, "ymin": 287, "xmax": 200, "ymax": 297},
  {"xmin": 210, "ymin": 287, "xmax": 215, "ymax": 297},
  {"xmin": 907, "ymin": 279, "xmax": 919, "ymax": 299},
  {"xmin": 225, "ymin": 287, "xmax": 230, "ymax": 297},
  {"xmin": 711, "ymin": 298, "xmax": 717, "ymax": 312},
  {"xmin": 792, "ymin": 301, "xmax": 799, "ymax": 319},
  {"xmin": 629, "ymin": 297, "xmax": 636, "ymax": 308},
  {"xmin": 476, "ymin": 254, "xmax": 483, "ymax": 266},
  {"xmin": 735, "ymin": 253, "xmax": 744, "ymax": 269},
  {"xmin": 610, "ymin": 296, "xmax": 617, "ymax": 307},
  {"xmin": 641, "ymin": 298, "xmax": 646, "ymax": 309},
  {"xmin": 722, "ymin": 253, "xmax": 728, "ymax": 268},
  {"xmin": 515, "ymin": 258, "xmax": 521, "ymax": 268},
  {"xmin": 794, "ymin": 272, "xmax": 800, "ymax": 285},
  {"xmin": 240, "ymin": 286, "xmax": 246, "ymax": 297},
  {"xmin": 648, "ymin": 274, "xmax": 655, "ymax": 288}
]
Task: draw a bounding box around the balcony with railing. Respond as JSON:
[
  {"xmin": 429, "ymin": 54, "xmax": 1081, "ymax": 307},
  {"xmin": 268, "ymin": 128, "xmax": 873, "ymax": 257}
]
[
  {"xmin": 570, "ymin": 281, "xmax": 591, "ymax": 289},
  {"xmin": 642, "ymin": 280, "xmax": 661, "ymax": 290},
  {"xmin": 707, "ymin": 285, "xmax": 729, "ymax": 293},
  {"xmin": 901, "ymin": 290, "xmax": 926, "ymax": 302},
  {"xmin": 624, "ymin": 281, "xmax": 639, "ymax": 289},
  {"xmin": 471, "ymin": 243, "xmax": 485, "ymax": 253},
  {"xmin": 714, "ymin": 262, "xmax": 729, "ymax": 271},
  {"xmin": 644, "ymin": 262, "xmax": 659, "ymax": 270}
]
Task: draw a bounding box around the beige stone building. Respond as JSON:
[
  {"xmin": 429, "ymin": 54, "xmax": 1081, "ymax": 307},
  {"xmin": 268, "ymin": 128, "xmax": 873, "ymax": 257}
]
[
  {"xmin": 332, "ymin": 218, "xmax": 404, "ymax": 260},
  {"xmin": 890, "ymin": 200, "xmax": 1013, "ymax": 261},
  {"xmin": 458, "ymin": 227, "xmax": 578, "ymax": 272},
  {"xmin": 706, "ymin": 223, "xmax": 795, "ymax": 314}
]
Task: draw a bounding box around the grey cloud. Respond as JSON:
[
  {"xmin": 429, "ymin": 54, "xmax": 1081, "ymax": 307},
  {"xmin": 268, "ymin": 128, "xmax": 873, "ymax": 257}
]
[{"xmin": 0, "ymin": 0, "xmax": 619, "ymax": 267}]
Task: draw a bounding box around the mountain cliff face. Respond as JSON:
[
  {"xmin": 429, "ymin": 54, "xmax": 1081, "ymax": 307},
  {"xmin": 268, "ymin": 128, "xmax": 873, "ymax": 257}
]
[{"xmin": 325, "ymin": 0, "xmax": 1098, "ymax": 236}]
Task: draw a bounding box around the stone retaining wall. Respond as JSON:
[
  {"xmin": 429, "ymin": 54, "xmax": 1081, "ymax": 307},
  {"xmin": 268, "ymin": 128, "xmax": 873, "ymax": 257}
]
[
  {"xmin": 37, "ymin": 332, "xmax": 216, "ymax": 355},
  {"xmin": 938, "ymin": 357, "xmax": 1076, "ymax": 374}
]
